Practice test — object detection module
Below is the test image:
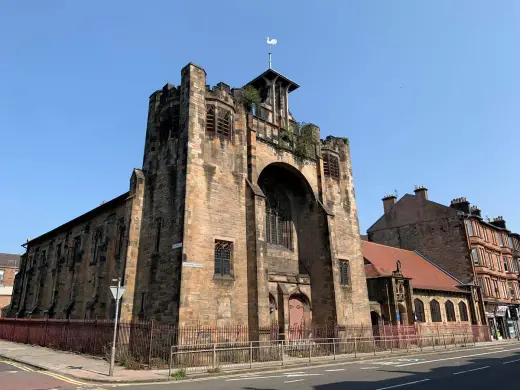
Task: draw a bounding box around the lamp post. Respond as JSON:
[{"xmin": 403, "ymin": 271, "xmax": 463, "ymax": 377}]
[{"xmin": 109, "ymin": 278, "xmax": 124, "ymax": 376}]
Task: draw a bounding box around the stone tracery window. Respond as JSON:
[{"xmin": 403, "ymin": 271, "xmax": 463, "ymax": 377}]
[
  {"xmin": 445, "ymin": 300, "xmax": 456, "ymax": 322},
  {"xmin": 414, "ymin": 298, "xmax": 425, "ymax": 322},
  {"xmin": 430, "ymin": 299, "xmax": 442, "ymax": 322},
  {"xmin": 206, "ymin": 105, "xmax": 232, "ymax": 140},
  {"xmin": 323, "ymin": 153, "xmax": 340, "ymax": 179},
  {"xmin": 265, "ymin": 188, "xmax": 292, "ymax": 249}
]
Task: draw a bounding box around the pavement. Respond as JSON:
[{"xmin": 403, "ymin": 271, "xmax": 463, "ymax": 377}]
[{"xmin": 0, "ymin": 339, "xmax": 519, "ymax": 389}]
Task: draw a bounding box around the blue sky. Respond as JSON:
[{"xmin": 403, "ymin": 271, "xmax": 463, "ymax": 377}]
[{"xmin": 1, "ymin": 1, "xmax": 519, "ymax": 254}]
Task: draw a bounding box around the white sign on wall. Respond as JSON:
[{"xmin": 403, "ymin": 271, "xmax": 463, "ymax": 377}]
[
  {"xmin": 172, "ymin": 242, "xmax": 183, "ymax": 249},
  {"xmin": 183, "ymin": 262, "xmax": 203, "ymax": 268}
]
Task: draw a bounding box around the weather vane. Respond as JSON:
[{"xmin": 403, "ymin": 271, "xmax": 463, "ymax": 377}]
[{"xmin": 267, "ymin": 37, "xmax": 277, "ymax": 69}]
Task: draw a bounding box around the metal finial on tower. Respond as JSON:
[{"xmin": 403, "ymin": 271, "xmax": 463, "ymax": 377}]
[{"xmin": 267, "ymin": 37, "xmax": 277, "ymax": 69}]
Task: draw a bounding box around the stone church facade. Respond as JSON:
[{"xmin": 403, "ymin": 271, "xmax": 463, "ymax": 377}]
[{"xmin": 9, "ymin": 63, "xmax": 371, "ymax": 331}]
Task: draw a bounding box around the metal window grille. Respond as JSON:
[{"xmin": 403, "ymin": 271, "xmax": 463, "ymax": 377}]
[
  {"xmin": 206, "ymin": 105, "xmax": 216, "ymax": 135},
  {"xmin": 323, "ymin": 154, "xmax": 340, "ymax": 179},
  {"xmin": 459, "ymin": 301, "xmax": 468, "ymax": 321},
  {"xmin": 445, "ymin": 301, "xmax": 456, "ymax": 322},
  {"xmin": 414, "ymin": 299, "xmax": 425, "ymax": 322},
  {"xmin": 430, "ymin": 300, "xmax": 442, "ymax": 322},
  {"xmin": 215, "ymin": 240, "xmax": 232, "ymax": 276},
  {"xmin": 265, "ymin": 190, "xmax": 292, "ymax": 249},
  {"xmin": 217, "ymin": 110, "xmax": 231, "ymax": 140},
  {"xmin": 340, "ymin": 261, "xmax": 350, "ymax": 286}
]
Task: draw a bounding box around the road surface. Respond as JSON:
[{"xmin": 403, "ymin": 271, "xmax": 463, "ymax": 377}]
[
  {"xmin": 0, "ymin": 359, "xmax": 86, "ymax": 390},
  {"xmin": 114, "ymin": 342, "xmax": 520, "ymax": 390},
  {"xmin": 2, "ymin": 342, "xmax": 519, "ymax": 389}
]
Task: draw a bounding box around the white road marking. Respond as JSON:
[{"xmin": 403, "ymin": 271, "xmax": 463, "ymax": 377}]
[
  {"xmin": 283, "ymin": 371, "xmax": 305, "ymax": 374},
  {"xmin": 325, "ymin": 368, "xmax": 345, "ymax": 372},
  {"xmin": 227, "ymin": 373, "xmax": 323, "ymax": 381},
  {"xmin": 453, "ymin": 366, "xmax": 490, "ymax": 375},
  {"xmin": 227, "ymin": 375, "xmax": 282, "ymax": 381},
  {"xmin": 503, "ymin": 358, "xmax": 520, "ymax": 364},
  {"xmin": 285, "ymin": 379, "xmax": 305, "ymax": 383},
  {"xmin": 361, "ymin": 367, "xmax": 380, "ymax": 370},
  {"xmin": 396, "ymin": 347, "xmax": 520, "ymax": 367},
  {"xmin": 376, "ymin": 378, "xmax": 430, "ymax": 389}
]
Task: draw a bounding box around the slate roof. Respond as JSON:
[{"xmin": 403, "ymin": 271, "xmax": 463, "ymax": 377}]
[
  {"xmin": 362, "ymin": 241, "xmax": 465, "ymax": 293},
  {"xmin": 0, "ymin": 253, "xmax": 21, "ymax": 269}
]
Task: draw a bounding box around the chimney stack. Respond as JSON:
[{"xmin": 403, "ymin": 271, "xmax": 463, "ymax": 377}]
[
  {"xmin": 490, "ymin": 216, "xmax": 506, "ymax": 229},
  {"xmin": 470, "ymin": 205, "xmax": 481, "ymax": 218},
  {"xmin": 414, "ymin": 185, "xmax": 428, "ymax": 201},
  {"xmin": 450, "ymin": 197, "xmax": 470, "ymax": 214},
  {"xmin": 382, "ymin": 194, "xmax": 397, "ymax": 214}
]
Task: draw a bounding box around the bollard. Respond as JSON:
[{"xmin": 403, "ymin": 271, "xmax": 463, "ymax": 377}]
[
  {"xmin": 373, "ymin": 337, "xmax": 376, "ymax": 356},
  {"xmin": 333, "ymin": 338, "xmax": 336, "ymax": 360},
  {"xmin": 354, "ymin": 337, "xmax": 357, "ymax": 358},
  {"xmin": 432, "ymin": 335, "xmax": 435, "ymax": 350},
  {"xmin": 443, "ymin": 334, "xmax": 446, "ymax": 349},
  {"xmin": 309, "ymin": 341, "xmax": 312, "ymax": 363},
  {"xmin": 213, "ymin": 344, "xmax": 216, "ymax": 369},
  {"xmin": 281, "ymin": 341, "xmax": 284, "ymax": 367}
]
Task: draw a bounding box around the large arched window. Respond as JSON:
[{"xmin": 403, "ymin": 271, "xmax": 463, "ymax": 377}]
[
  {"xmin": 459, "ymin": 301, "xmax": 469, "ymax": 322},
  {"xmin": 265, "ymin": 188, "xmax": 292, "ymax": 249},
  {"xmin": 430, "ymin": 300, "xmax": 442, "ymax": 322},
  {"xmin": 414, "ymin": 298, "xmax": 425, "ymax": 322},
  {"xmin": 445, "ymin": 300, "xmax": 456, "ymax": 322}
]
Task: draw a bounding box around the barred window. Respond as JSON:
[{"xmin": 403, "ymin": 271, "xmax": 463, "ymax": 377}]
[
  {"xmin": 265, "ymin": 188, "xmax": 292, "ymax": 249},
  {"xmin": 217, "ymin": 109, "xmax": 231, "ymax": 139},
  {"xmin": 206, "ymin": 105, "xmax": 232, "ymax": 140},
  {"xmin": 214, "ymin": 240, "xmax": 232, "ymax": 276},
  {"xmin": 459, "ymin": 301, "xmax": 468, "ymax": 321},
  {"xmin": 323, "ymin": 153, "xmax": 340, "ymax": 179},
  {"xmin": 339, "ymin": 261, "xmax": 350, "ymax": 286},
  {"xmin": 414, "ymin": 299, "xmax": 425, "ymax": 322},
  {"xmin": 206, "ymin": 105, "xmax": 216, "ymax": 136},
  {"xmin": 430, "ymin": 299, "xmax": 442, "ymax": 322},
  {"xmin": 445, "ymin": 300, "xmax": 456, "ymax": 322}
]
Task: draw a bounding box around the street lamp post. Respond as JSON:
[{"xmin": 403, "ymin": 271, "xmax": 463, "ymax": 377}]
[{"xmin": 109, "ymin": 278, "xmax": 123, "ymax": 376}]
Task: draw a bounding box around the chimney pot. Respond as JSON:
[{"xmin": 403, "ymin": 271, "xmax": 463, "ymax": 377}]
[
  {"xmin": 382, "ymin": 194, "xmax": 397, "ymax": 214},
  {"xmin": 413, "ymin": 185, "xmax": 428, "ymax": 201}
]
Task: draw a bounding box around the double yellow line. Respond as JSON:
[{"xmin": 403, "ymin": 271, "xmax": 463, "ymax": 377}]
[{"xmin": 2, "ymin": 360, "xmax": 92, "ymax": 387}]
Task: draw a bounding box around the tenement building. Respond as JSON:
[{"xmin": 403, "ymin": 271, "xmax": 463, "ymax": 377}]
[
  {"xmin": 362, "ymin": 241, "xmax": 475, "ymax": 328},
  {"xmin": 9, "ymin": 63, "xmax": 371, "ymax": 331},
  {"xmin": 0, "ymin": 253, "xmax": 20, "ymax": 317},
  {"xmin": 367, "ymin": 186, "xmax": 520, "ymax": 340}
]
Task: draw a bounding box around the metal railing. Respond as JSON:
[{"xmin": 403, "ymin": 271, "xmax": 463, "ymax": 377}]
[{"xmin": 168, "ymin": 333, "xmax": 475, "ymax": 375}]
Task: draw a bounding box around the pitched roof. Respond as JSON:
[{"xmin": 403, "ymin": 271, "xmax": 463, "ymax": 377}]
[
  {"xmin": 361, "ymin": 241, "xmax": 465, "ymax": 293},
  {"xmin": 0, "ymin": 253, "xmax": 21, "ymax": 269}
]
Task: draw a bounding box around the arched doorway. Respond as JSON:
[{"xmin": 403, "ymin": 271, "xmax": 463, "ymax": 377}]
[
  {"xmin": 257, "ymin": 163, "xmax": 336, "ymax": 329},
  {"xmin": 398, "ymin": 303, "xmax": 408, "ymax": 325},
  {"xmin": 371, "ymin": 311, "xmax": 381, "ymax": 327},
  {"xmin": 289, "ymin": 295, "xmax": 305, "ymax": 327}
]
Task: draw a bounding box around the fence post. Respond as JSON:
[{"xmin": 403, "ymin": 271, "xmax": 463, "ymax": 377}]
[
  {"xmin": 249, "ymin": 341, "xmax": 253, "ymax": 369},
  {"xmin": 148, "ymin": 319, "xmax": 154, "ymax": 366},
  {"xmin": 354, "ymin": 336, "xmax": 357, "ymax": 358},
  {"xmin": 309, "ymin": 341, "xmax": 312, "ymax": 363},
  {"xmin": 168, "ymin": 346, "xmax": 172, "ymax": 380},
  {"xmin": 43, "ymin": 318, "xmax": 49, "ymax": 346},
  {"xmin": 212, "ymin": 343, "xmax": 217, "ymax": 369},
  {"xmin": 333, "ymin": 338, "xmax": 336, "ymax": 360},
  {"xmin": 281, "ymin": 340, "xmax": 285, "ymax": 367},
  {"xmin": 373, "ymin": 337, "xmax": 376, "ymax": 356}
]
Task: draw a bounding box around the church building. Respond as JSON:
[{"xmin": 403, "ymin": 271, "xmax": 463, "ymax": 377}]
[{"xmin": 9, "ymin": 63, "xmax": 371, "ymax": 332}]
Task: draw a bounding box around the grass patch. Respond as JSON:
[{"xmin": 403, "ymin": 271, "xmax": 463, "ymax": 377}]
[
  {"xmin": 207, "ymin": 366, "xmax": 222, "ymax": 374},
  {"xmin": 170, "ymin": 368, "xmax": 186, "ymax": 379}
]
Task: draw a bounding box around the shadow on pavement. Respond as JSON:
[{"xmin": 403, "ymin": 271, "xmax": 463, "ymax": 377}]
[{"xmin": 312, "ymin": 351, "xmax": 520, "ymax": 390}]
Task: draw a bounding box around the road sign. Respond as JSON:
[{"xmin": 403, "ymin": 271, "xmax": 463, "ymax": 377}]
[
  {"xmin": 110, "ymin": 286, "xmax": 126, "ymax": 300},
  {"xmin": 172, "ymin": 242, "xmax": 183, "ymax": 249},
  {"xmin": 396, "ymin": 311, "xmax": 400, "ymax": 322}
]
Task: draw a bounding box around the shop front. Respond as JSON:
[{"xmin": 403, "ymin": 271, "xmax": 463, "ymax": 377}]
[{"xmin": 486, "ymin": 304, "xmax": 509, "ymax": 340}]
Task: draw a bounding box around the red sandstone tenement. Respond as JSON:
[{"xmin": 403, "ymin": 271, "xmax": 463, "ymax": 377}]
[{"xmin": 9, "ymin": 63, "xmax": 371, "ymax": 330}]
